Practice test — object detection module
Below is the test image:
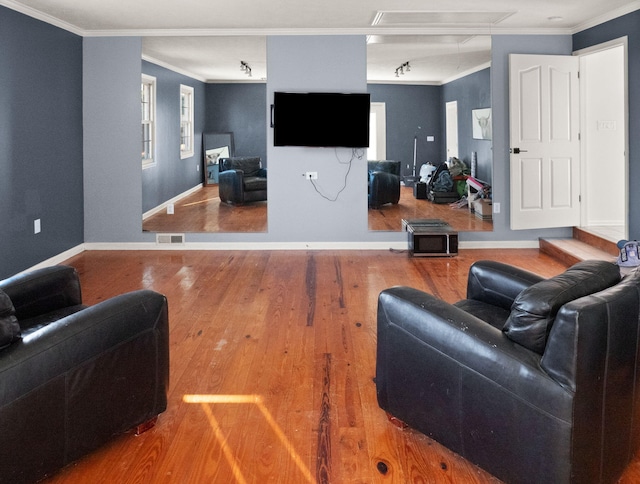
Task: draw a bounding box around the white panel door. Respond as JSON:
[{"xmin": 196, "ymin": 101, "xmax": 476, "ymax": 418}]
[{"xmin": 509, "ymin": 54, "xmax": 580, "ymax": 230}]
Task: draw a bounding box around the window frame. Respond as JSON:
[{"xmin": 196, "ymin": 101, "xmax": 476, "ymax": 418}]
[
  {"xmin": 141, "ymin": 74, "xmax": 156, "ymax": 169},
  {"xmin": 180, "ymin": 84, "xmax": 195, "ymax": 159}
]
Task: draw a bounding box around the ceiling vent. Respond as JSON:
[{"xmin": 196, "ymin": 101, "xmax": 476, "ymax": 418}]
[
  {"xmin": 372, "ymin": 11, "xmax": 515, "ymax": 27},
  {"xmin": 156, "ymin": 233, "xmax": 185, "ymax": 245}
]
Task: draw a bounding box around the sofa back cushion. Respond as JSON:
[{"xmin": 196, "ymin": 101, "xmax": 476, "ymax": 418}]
[
  {"xmin": 0, "ymin": 288, "xmax": 20, "ymax": 350},
  {"xmin": 503, "ymin": 260, "xmax": 620, "ymax": 354},
  {"xmin": 368, "ymin": 160, "xmax": 401, "ymax": 177},
  {"xmin": 220, "ymin": 157, "xmax": 263, "ymax": 177}
]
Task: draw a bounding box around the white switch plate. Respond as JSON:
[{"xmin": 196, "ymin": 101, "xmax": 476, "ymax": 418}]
[
  {"xmin": 167, "ymin": 204, "xmax": 175, "ymax": 214},
  {"xmin": 493, "ymin": 202, "xmax": 501, "ymax": 214},
  {"xmin": 34, "ymin": 219, "xmax": 41, "ymax": 234}
]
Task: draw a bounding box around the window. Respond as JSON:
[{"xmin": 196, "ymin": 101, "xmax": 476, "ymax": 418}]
[
  {"xmin": 141, "ymin": 74, "xmax": 156, "ymax": 168},
  {"xmin": 180, "ymin": 85, "xmax": 194, "ymax": 159}
]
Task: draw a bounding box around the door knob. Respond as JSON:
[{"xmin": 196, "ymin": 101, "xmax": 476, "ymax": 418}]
[{"xmin": 510, "ymin": 148, "xmax": 528, "ymax": 154}]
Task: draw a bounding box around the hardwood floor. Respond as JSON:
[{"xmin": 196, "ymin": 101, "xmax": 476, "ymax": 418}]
[
  {"xmin": 142, "ymin": 185, "xmax": 490, "ymax": 234},
  {"xmin": 368, "ymin": 186, "xmax": 493, "ymax": 232},
  {"xmin": 43, "ymin": 249, "xmax": 640, "ymax": 483},
  {"xmin": 142, "ymin": 185, "xmax": 267, "ymax": 233}
]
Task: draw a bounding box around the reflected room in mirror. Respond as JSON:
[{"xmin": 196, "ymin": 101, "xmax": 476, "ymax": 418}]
[
  {"xmin": 142, "ymin": 132, "xmax": 268, "ymax": 233},
  {"xmin": 367, "ymin": 158, "xmax": 493, "ymax": 233}
]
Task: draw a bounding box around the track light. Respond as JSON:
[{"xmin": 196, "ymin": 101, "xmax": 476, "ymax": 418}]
[
  {"xmin": 394, "ymin": 61, "xmax": 411, "ymax": 77},
  {"xmin": 240, "ymin": 61, "xmax": 252, "ymax": 77}
]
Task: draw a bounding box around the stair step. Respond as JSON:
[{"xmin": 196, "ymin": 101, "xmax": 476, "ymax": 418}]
[
  {"xmin": 540, "ymin": 237, "xmax": 618, "ymax": 266},
  {"xmin": 572, "ymin": 227, "xmax": 620, "ymax": 257}
]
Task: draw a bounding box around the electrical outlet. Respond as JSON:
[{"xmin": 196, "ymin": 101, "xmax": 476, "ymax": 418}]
[
  {"xmin": 167, "ymin": 204, "xmax": 175, "ymax": 215},
  {"xmin": 34, "ymin": 219, "xmax": 41, "ymax": 234},
  {"xmin": 305, "ymin": 171, "xmax": 318, "ymax": 180}
]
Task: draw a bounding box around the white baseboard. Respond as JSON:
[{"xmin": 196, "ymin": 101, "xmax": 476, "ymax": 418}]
[
  {"xmin": 22, "ymin": 239, "xmax": 541, "ymax": 272},
  {"xmin": 83, "ymin": 240, "xmax": 540, "ymax": 251},
  {"xmin": 23, "ymin": 244, "xmax": 86, "ymax": 273},
  {"xmin": 143, "ymin": 184, "xmax": 203, "ymax": 220}
]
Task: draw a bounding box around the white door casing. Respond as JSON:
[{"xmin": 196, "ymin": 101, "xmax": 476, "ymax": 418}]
[{"xmin": 509, "ymin": 54, "xmax": 580, "ymax": 230}]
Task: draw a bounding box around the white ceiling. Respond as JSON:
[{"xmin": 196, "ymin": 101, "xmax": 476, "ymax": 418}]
[{"xmin": 3, "ymin": 0, "xmax": 639, "ymax": 83}]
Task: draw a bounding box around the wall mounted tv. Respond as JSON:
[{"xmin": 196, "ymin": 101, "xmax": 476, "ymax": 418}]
[{"xmin": 273, "ymin": 91, "xmax": 370, "ymax": 148}]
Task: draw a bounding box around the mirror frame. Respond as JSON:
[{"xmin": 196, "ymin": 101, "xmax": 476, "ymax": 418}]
[{"xmin": 203, "ymin": 132, "xmax": 235, "ymax": 186}]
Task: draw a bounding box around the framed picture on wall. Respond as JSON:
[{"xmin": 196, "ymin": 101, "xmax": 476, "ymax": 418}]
[{"xmin": 472, "ymin": 108, "xmax": 492, "ymax": 140}]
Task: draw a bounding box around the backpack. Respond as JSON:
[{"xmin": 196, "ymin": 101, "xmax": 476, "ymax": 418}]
[
  {"xmin": 427, "ymin": 163, "xmax": 454, "ymax": 193},
  {"xmin": 617, "ymin": 240, "xmax": 640, "ymax": 267}
]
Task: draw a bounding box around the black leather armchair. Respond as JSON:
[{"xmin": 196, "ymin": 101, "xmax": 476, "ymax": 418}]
[
  {"xmin": 0, "ymin": 265, "xmax": 169, "ymax": 484},
  {"xmin": 218, "ymin": 156, "xmax": 267, "ymax": 205},
  {"xmin": 376, "ymin": 260, "xmax": 640, "ymax": 484},
  {"xmin": 368, "ymin": 160, "xmax": 401, "ymax": 209}
]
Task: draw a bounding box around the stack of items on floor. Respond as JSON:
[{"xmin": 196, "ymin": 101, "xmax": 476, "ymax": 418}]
[
  {"xmin": 421, "ymin": 159, "xmax": 492, "ymax": 219},
  {"xmin": 466, "ymin": 175, "xmax": 493, "ymax": 221}
]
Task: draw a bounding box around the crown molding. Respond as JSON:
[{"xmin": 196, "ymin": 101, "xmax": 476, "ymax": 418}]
[
  {"xmin": 142, "ymin": 55, "xmax": 207, "ymax": 83},
  {"xmin": 2, "ymin": 0, "xmax": 638, "ymax": 39},
  {"xmin": 0, "ymin": 0, "xmax": 84, "ymax": 35},
  {"xmin": 572, "ymin": 2, "xmax": 640, "ymax": 34},
  {"xmin": 441, "ymin": 61, "xmax": 492, "ymax": 85}
]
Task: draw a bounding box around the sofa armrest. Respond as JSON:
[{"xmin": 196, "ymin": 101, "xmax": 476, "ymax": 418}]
[
  {"xmin": 0, "ymin": 265, "xmax": 82, "ymax": 320},
  {"xmin": 376, "ymin": 286, "xmax": 570, "ymax": 420},
  {"xmin": 369, "ymin": 171, "xmax": 400, "ymax": 208},
  {"xmin": 466, "ymin": 260, "xmax": 545, "ymax": 310},
  {"xmin": 0, "ymin": 289, "xmax": 169, "ymax": 408},
  {"xmin": 219, "ymin": 169, "xmax": 245, "ymax": 203}
]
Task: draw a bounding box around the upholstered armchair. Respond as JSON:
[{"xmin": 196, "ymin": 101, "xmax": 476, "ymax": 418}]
[
  {"xmin": 218, "ymin": 157, "xmax": 267, "ymax": 205},
  {"xmin": 376, "ymin": 260, "xmax": 640, "ymax": 484},
  {"xmin": 368, "ymin": 160, "xmax": 401, "ymax": 209},
  {"xmin": 0, "ymin": 265, "xmax": 169, "ymax": 483}
]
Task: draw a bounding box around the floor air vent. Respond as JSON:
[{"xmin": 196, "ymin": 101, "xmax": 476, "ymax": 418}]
[{"xmin": 156, "ymin": 233, "xmax": 185, "ymax": 245}]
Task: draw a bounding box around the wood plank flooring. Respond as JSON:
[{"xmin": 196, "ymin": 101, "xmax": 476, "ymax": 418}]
[
  {"xmin": 142, "ymin": 185, "xmax": 491, "ymax": 234},
  {"xmin": 142, "ymin": 186, "xmax": 267, "ymax": 233},
  {"xmin": 42, "ymin": 249, "xmax": 640, "ymax": 483},
  {"xmin": 368, "ymin": 186, "xmax": 493, "ymax": 232}
]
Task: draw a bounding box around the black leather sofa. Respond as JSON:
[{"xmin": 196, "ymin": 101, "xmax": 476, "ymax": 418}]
[
  {"xmin": 0, "ymin": 265, "xmax": 169, "ymax": 484},
  {"xmin": 377, "ymin": 260, "xmax": 640, "ymax": 484},
  {"xmin": 368, "ymin": 160, "xmax": 401, "ymax": 209},
  {"xmin": 218, "ymin": 156, "xmax": 267, "ymax": 205}
]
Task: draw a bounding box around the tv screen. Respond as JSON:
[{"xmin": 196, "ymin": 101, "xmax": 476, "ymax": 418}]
[{"xmin": 273, "ymin": 92, "xmax": 370, "ymax": 148}]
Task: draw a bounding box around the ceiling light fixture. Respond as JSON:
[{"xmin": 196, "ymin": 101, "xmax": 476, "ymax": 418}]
[
  {"xmin": 240, "ymin": 61, "xmax": 252, "ymax": 77},
  {"xmin": 395, "ymin": 61, "xmax": 411, "ymax": 77}
]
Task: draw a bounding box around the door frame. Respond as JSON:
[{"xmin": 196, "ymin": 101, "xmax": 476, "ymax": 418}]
[{"xmin": 574, "ymin": 36, "xmax": 629, "ymax": 239}]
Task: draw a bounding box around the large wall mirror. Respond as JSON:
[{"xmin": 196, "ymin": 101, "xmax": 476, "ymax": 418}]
[
  {"xmin": 141, "ymin": 34, "xmax": 492, "ymax": 235},
  {"xmin": 366, "ymin": 34, "xmax": 493, "ymax": 234},
  {"xmin": 141, "ymin": 36, "xmax": 268, "ymax": 234}
]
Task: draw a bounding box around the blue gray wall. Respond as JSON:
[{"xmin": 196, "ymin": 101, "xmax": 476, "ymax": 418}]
[
  {"xmin": 574, "ymin": 10, "xmax": 640, "ymax": 240},
  {"xmin": 141, "ymin": 61, "xmax": 205, "ymax": 213},
  {"xmin": 205, "ymin": 83, "xmax": 267, "ymax": 163},
  {"xmin": 3, "ymin": 5, "xmax": 640, "ymax": 270},
  {"xmin": 0, "ymin": 6, "xmax": 83, "ymax": 278},
  {"xmin": 368, "ymin": 84, "xmax": 442, "ymax": 177},
  {"xmin": 442, "ymin": 68, "xmax": 492, "ymax": 183},
  {"xmin": 84, "ymin": 37, "xmax": 145, "ymax": 243}
]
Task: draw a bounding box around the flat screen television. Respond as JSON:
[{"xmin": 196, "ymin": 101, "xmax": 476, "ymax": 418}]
[{"xmin": 273, "ymin": 91, "xmax": 370, "ymax": 148}]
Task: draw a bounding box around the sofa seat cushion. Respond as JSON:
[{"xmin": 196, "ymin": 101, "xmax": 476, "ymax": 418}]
[
  {"xmin": 454, "ymin": 299, "xmax": 511, "ymax": 330},
  {"xmin": 0, "ymin": 289, "xmax": 20, "ymax": 349},
  {"xmin": 243, "ymin": 176, "xmax": 267, "ymax": 191},
  {"xmin": 503, "ymin": 260, "xmax": 621, "ymax": 354},
  {"xmin": 19, "ymin": 305, "xmax": 87, "ymax": 337}
]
